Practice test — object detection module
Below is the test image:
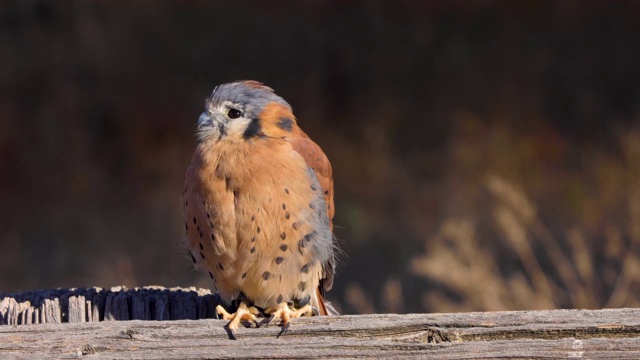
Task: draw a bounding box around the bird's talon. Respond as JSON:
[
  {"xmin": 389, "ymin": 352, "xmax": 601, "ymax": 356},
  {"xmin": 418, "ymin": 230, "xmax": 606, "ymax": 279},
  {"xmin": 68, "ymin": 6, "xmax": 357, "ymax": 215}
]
[
  {"xmin": 216, "ymin": 304, "xmax": 234, "ymax": 320},
  {"xmin": 264, "ymin": 314, "xmax": 275, "ymax": 327},
  {"xmin": 277, "ymin": 321, "xmax": 291, "ymax": 338},
  {"xmin": 265, "ymin": 302, "xmax": 311, "ymax": 337},
  {"xmin": 217, "ymin": 301, "xmax": 261, "ymax": 339}
]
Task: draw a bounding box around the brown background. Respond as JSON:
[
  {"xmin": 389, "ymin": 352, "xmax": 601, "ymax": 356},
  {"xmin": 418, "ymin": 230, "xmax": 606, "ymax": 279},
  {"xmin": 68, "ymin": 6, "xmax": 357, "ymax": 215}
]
[{"xmin": 2, "ymin": 0, "xmax": 640, "ymax": 314}]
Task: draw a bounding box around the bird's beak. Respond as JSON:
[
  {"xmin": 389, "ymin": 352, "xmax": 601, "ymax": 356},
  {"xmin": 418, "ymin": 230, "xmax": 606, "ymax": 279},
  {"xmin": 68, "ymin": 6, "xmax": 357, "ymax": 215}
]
[
  {"xmin": 197, "ymin": 111, "xmax": 228, "ymax": 140},
  {"xmin": 198, "ymin": 112, "xmax": 228, "ymax": 129},
  {"xmin": 197, "ymin": 112, "xmax": 213, "ymax": 130}
]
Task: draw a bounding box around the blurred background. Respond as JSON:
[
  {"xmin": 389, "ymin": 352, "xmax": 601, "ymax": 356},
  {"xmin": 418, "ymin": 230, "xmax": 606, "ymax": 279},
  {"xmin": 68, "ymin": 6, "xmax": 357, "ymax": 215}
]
[{"xmin": 2, "ymin": 0, "xmax": 640, "ymax": 314}]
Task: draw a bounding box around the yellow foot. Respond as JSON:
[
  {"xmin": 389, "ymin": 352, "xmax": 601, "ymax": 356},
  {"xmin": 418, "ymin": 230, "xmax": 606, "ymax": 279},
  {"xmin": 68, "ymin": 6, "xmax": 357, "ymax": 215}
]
[
  {"xmin": 216, "ymin": 301, "xmax": 260, "ymax": 340},
  {"xmin": 264, "ymin": 302, "xmax": 313, "ymax": 337}
]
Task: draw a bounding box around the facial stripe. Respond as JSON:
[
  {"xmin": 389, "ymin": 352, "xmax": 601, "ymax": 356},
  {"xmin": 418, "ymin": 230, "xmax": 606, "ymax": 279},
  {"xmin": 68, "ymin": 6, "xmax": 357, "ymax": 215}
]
[{"xmin": 243, "ymin": 118, "xmax": 263, "ymax": 139}]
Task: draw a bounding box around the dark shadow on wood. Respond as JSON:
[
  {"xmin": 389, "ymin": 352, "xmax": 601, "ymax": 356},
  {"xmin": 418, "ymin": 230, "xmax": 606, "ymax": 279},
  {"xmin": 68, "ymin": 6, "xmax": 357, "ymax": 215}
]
[{"xmin": 0, "ymin": 286, "xmax": 222, "ymax": 325}]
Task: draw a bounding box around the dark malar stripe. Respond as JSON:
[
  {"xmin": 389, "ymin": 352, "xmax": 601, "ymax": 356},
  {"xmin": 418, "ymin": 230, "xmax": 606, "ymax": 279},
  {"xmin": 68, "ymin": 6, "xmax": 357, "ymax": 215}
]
[{"xmin": 243, "ymin": 118, "xmax": 263, "ymax": 139}]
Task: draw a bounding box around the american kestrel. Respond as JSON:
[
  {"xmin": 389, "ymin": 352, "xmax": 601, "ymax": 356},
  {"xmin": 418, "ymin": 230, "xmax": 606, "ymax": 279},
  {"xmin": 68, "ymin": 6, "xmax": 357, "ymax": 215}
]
[{"xmin": 182, "ymin": 80, "xmax": 337, "ymax": 339}]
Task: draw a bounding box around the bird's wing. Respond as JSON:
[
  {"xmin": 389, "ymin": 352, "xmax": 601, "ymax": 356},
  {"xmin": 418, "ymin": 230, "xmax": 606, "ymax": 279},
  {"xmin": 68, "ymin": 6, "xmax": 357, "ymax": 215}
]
[
  {"xmin": 288, "ymin": 130, "xmax": 334, "ymax": 229},
  {"xmin": 288, "ymin": 129, "xmax": 337, "ymax": 294}
]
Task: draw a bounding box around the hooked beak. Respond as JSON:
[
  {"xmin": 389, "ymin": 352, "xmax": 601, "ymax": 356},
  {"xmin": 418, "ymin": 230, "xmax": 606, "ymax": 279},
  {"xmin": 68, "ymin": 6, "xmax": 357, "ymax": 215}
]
[
  {"xmin": 197, "ymin": 111, "xmax": 227, "ymax": 140},
  {"xmin": 198, "ymin": 111, "xmax": 228, "ymax": 130},
  {"xmin": 197, "ymin": 112, "xmax": 213, "ymax": 130}
]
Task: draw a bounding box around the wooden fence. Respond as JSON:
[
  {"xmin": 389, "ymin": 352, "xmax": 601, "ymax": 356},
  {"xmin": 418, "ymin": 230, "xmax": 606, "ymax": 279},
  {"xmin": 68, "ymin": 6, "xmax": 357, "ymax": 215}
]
[{"xmin": 1, "ymin": 287, "xmax": 639, "ymax": 358}]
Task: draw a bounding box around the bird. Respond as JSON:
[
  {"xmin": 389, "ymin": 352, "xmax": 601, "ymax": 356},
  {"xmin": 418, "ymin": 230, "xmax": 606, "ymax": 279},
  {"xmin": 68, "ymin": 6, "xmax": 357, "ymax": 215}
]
[{"xmin": 182, "ymin": 80, "xmax": 338, "ymax": 339}]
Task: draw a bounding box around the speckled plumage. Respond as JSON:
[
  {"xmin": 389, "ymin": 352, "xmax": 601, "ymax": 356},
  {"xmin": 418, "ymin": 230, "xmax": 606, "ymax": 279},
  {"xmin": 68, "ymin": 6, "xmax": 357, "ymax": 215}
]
[{"xmin": 182, "ymin": 81, "xmax": 336, "ymax": 328}]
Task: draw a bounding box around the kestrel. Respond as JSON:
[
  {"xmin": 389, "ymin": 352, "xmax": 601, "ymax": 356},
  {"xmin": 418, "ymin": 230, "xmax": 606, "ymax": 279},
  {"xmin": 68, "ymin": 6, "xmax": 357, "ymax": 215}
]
[{"xmin": 182, "ymin": 80, "xmax": 337, "ymax": 339}]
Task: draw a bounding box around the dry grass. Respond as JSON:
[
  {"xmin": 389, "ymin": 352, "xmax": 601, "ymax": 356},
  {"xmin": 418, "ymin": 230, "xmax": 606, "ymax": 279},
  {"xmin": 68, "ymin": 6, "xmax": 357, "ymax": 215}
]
[{"xmin": 410, "ymin": 126, "xmax": 640, "ymax": 312}]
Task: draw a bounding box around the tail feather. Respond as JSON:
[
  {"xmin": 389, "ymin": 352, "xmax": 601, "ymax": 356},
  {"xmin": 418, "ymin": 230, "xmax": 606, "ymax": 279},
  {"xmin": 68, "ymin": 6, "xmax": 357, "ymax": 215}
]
[{"xmin": 315, "ymin": 287, "xmax": 339, "ymax": 316}]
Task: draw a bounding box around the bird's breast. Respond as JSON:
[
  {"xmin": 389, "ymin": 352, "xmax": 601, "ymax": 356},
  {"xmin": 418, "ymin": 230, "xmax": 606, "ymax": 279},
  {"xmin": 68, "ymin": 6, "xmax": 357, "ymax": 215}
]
[{"xmin": 183, "ymin": 139, "xmax": 332, "ymax": 308}]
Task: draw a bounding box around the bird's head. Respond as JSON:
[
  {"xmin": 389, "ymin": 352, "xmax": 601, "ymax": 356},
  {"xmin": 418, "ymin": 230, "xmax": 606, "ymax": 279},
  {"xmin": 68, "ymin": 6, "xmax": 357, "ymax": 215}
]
[{"xmin": 196, "ymin": 80, "xmax": 297, "ymax": 143}]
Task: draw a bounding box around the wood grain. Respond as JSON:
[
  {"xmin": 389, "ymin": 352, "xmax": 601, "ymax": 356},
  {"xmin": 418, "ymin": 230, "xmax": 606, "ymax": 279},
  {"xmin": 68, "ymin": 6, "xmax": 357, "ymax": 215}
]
[
  {"xmin": 1, "ymin": 287, "xmax": 220, "ymax": 325},
  {"xmin": 2, "ymin": 288, "xmax": 640, "ymax": 359}
]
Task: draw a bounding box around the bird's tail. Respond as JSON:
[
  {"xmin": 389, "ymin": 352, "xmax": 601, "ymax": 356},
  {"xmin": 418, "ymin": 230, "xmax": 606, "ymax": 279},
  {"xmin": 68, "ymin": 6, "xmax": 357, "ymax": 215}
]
[{"xmin": 315, "ymin": 287, "xmax": 339, "ymax": 316}]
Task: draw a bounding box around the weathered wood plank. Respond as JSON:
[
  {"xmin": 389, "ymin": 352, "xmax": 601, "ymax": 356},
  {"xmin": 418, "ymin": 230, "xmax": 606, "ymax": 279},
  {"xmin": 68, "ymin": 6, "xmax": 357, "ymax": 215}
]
[
  {"xmin": 2, "ymin": 288, "xmax": 640, "ymax": 358},
  {"xmin": 0, "ymin": 308, "xmax": 639, "ymax": 359},
  {"xmin": 0, "ymin": 287, "xmax": 221, "ymax": 325}
]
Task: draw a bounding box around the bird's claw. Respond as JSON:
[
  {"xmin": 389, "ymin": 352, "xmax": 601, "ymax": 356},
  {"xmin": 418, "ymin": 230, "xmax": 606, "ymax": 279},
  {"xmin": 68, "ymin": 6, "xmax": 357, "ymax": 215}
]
[
  {"xmin": 263, "ymin": 314, "xmax": 275, "ymax": 327},
  {"xmin": 264, "ymin": 302, "xmax": 312, "ymax": 337},
  {"xmin": 217, "ymin": 301, "xmax": 260, "ymax": 339},
  {"xmin": 277, "ymin": 321, "xmax": 291, "ymax": 338}
]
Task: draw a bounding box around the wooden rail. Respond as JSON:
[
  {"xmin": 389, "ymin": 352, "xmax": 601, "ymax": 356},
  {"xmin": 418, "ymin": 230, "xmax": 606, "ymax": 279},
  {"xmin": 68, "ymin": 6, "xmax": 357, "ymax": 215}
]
[{"xmin": 1, "ymin": 287, "xmax": 640, "ymax": 358}]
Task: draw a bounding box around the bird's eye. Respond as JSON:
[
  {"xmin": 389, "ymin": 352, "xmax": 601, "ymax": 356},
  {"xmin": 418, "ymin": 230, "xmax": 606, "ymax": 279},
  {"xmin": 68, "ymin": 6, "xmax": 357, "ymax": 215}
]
[{"xmin": 227, "ymin": 109, "xmax": 242, "ymax": 119}]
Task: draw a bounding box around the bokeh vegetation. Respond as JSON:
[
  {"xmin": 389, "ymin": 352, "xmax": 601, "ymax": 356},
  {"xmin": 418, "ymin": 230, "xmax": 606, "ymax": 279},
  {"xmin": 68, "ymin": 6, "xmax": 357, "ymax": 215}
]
[{"xmin": 2, "ymin": 1, "xmax": 640, "ymax": 314}]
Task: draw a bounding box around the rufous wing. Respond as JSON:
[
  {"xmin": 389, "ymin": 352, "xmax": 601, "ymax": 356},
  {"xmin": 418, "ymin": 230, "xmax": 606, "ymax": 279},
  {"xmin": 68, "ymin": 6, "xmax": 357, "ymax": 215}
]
[
  {"xmin": 289, "ymin": 129, "xmax": 334, "ymax": 229},
  {"xmin": 289, "ymin": 128, "xmax": 337, "ymax": 293}
]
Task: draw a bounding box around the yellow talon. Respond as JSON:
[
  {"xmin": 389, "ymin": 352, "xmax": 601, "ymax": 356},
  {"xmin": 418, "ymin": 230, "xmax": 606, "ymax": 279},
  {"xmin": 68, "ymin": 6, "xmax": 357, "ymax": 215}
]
[
  {"xmin": 264, "ymin": 302, "xmax": 312, "ymax": 337},
  {"xmin": 216, "ymin": 301, "xmax": 260, "ymax": 339}
]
